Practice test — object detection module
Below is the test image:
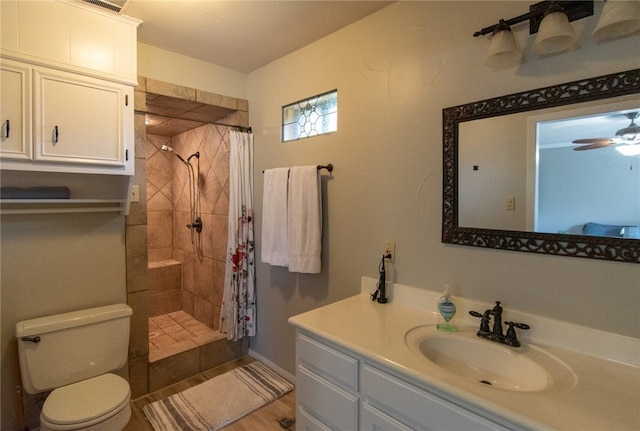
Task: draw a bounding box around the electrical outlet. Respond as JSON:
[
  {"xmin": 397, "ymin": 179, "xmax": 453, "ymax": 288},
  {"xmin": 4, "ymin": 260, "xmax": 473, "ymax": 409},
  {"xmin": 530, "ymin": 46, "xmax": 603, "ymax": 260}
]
[
  {"xmin": 384, "ymin": 241, "xmax": 395, "ymax": 263},
  {"xmin": 130, "ymin": 184, "xmax": 140, "ymax": 203}
]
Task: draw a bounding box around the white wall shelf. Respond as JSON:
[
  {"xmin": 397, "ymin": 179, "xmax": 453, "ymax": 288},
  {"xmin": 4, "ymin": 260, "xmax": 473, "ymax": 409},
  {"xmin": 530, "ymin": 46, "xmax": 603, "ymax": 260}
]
[{"xmin": 0, "ymin": 199, "xmax": 128, "ymax": 215}]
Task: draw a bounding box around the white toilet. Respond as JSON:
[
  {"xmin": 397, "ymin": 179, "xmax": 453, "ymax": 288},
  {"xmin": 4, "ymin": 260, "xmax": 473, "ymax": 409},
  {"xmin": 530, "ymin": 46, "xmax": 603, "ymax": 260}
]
[{"xmin": 16, "ymin": 304, "xmax": 133, "ymax": 431}]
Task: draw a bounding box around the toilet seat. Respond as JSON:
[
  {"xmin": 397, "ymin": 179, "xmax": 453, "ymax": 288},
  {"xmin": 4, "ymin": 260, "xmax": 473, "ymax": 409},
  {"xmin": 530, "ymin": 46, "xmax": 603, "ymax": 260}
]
[{"xmin": 41, "ymin": 373, "xmax": 130, "ymax": 430}]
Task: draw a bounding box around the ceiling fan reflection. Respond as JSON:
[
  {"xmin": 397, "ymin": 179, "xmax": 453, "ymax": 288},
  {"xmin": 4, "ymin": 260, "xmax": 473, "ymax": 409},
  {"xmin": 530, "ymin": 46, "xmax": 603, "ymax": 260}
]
[{"xmin": 572, "ymin": 112, "xmax": 640, "ymax": 151}]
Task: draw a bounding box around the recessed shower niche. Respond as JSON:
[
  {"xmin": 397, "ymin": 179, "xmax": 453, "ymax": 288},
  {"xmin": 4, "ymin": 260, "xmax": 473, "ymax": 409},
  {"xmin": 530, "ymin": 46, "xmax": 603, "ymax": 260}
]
[{"xmin": 133, "ymin": 77, "xmax": 249, "ymax": 391}]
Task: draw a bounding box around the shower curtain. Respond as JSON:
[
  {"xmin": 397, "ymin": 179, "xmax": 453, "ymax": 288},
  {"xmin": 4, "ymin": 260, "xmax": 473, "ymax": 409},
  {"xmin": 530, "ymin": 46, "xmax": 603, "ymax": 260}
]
[{"xmin": 220, "ymin": 131, "xmax": 255, "ymax": 341}]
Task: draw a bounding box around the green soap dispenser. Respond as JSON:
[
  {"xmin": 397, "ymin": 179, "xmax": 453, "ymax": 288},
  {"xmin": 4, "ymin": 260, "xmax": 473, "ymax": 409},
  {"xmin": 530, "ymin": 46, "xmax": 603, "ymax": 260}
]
[{"xmin": 436, "ymin": 284, "xmax": 457, "ymax": 332}]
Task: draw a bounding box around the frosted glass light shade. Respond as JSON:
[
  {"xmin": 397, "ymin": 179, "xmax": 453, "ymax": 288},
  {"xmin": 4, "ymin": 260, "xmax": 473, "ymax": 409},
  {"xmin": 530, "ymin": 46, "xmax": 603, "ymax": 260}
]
[
  {"xmin": 485, "ymin": 29, "xmax": 523, "ymax": 69},
  {"xmin": 616, "ymin": 144, "xmax": 640, "ymax": 156},
  {"xmin": 593, "ymin": 0, "xmax": 640, "ymax": 41},
  {"xmin": 533, "ymin": 11, "xmax": 578, "ymax": 54}
]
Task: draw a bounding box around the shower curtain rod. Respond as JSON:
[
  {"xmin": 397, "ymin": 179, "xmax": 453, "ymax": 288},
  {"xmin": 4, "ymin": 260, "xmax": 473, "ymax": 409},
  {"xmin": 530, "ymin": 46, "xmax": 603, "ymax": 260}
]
[
  {"xmin": 229, "ymin": 125, "xmax": 252, "ymax": 133},
  {"xmin": 137, "ymin": 110, "xmax": 251, "ymax": 133},
  {"xmin": 262, "ymin": 164, "xmax": 333, "ymax": 173}
]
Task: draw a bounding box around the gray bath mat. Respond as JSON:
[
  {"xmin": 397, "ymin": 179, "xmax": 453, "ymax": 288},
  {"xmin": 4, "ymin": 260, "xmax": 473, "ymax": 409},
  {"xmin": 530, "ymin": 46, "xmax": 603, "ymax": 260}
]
[{"xmin": 143, "ymin": 361, "xmax": 293, "ymax": 431}]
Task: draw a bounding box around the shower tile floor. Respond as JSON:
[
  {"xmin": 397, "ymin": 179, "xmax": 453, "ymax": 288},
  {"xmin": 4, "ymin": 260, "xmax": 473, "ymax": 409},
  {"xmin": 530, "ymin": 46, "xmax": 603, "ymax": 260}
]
[{"xmin": 149, "ymin": 311, "xmax": 227, "ymax": 362}]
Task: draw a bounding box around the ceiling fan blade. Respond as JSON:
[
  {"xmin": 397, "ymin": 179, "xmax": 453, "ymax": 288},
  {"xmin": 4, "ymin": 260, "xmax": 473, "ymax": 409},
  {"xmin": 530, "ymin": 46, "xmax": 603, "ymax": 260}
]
[
  {"xmin": 573, "ymin": 142, "xmax": 612, "ymax": 151},
  {"xmin": 572, "ymin": 138, "xmax": 612, "ymax": 144}
]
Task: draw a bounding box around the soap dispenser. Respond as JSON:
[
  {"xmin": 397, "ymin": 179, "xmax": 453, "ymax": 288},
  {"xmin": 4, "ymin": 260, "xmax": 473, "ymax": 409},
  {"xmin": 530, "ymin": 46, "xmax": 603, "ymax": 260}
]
[{"xmin": 436, "ymin": 284, "xmax": 457, "ymax": 332}]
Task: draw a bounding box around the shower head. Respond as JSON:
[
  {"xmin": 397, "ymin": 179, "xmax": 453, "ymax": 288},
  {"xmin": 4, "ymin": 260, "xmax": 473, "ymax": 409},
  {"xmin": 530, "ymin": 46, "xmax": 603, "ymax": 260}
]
[{"xmin": 160, "ymin": 145, "xmax": 186, "ymax": 162}]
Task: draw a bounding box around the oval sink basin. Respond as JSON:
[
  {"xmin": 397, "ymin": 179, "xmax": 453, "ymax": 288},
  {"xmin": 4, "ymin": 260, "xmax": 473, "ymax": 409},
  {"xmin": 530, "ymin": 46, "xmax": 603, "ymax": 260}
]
[{"xmin": 405, "ymin": 326, "xmax": 576, "ymax": 393}]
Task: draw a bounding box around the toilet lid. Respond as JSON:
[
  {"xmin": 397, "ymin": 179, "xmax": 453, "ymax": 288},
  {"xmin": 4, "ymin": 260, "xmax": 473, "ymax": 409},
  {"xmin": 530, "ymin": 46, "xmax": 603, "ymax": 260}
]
[{"xmin": 42, "ymin": 373, "xmax": 130, "ymax": 425}]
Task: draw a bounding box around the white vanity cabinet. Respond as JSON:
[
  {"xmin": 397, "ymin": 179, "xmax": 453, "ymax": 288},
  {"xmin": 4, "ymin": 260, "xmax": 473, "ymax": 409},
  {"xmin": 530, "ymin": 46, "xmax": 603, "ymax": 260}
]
[
  {"xmin": 296, "ymin": 333, "xmax": 359, "ymax": 430},
  {"xmin": 296, "ymin": 331, "xmax": 512, "ymax": 431}
]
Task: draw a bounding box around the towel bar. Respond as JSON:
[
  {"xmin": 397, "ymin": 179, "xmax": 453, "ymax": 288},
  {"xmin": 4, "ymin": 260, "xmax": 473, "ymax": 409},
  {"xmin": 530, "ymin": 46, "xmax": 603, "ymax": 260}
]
[{"xmin": 262, "ymin": 164, "xmax": 333, "ymax": 173}]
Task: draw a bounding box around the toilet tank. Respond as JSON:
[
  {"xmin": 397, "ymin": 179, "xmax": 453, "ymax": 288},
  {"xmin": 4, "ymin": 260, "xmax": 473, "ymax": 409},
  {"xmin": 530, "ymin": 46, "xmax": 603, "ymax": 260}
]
[{"xmin": 15, "ymin": 304, "xmax": 132, "ymax": 394}]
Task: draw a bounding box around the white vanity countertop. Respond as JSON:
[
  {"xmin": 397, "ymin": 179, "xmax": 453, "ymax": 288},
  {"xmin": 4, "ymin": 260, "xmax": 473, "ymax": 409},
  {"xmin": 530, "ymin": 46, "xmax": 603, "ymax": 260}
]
[{"xmin": 288, "ymin": 278, "xmax": 640, "ymax": 431}]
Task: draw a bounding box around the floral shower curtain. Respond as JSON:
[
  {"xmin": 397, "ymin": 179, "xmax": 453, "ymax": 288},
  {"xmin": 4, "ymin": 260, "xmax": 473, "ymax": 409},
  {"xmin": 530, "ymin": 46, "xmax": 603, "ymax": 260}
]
[{"xmin": 220, "ymin": 130, "xmax": 255, "ymax": 341}]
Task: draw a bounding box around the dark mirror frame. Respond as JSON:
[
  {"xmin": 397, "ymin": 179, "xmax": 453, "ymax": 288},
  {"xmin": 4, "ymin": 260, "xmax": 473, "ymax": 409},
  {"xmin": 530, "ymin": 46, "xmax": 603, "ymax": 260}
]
[{"xmin": 442, "ymin": 69, "xmax": 640, "ymax": 264}]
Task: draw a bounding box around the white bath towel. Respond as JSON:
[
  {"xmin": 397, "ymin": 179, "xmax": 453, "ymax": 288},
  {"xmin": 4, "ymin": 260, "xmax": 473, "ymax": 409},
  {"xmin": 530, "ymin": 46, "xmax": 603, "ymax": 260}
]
[
  {"xmin": 287, "ymin": 166, "xmax": 322, "ymax": 273},
  {"xmin": 261, "ymin": 168, "xmax": 290, "ymax": 266}
]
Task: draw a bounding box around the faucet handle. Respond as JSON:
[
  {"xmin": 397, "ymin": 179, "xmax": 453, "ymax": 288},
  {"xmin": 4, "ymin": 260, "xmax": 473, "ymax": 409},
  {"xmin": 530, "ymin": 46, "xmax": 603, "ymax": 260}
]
[
  {"xmin": 504, "ymin": 321, "xmax": 529, "ymax": 347},
  {"xmin": 469, "ymin": 310, "xmax": 492, "ymax": 336}
]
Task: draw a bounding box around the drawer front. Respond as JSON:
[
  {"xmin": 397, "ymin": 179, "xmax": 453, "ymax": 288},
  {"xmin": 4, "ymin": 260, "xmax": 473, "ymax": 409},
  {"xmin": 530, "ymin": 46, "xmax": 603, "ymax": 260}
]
[
  {"xmin": 362, "ymin": 402, "xmax": 414, "ymax": 431},
  {"xmin": 297, "ymin": 366, "xmax": 358, "ymax": 431},
  {"xmin": 297, "ymin": 406, "xmax": 332, "ymax": 431},
  {"xmin": 362, "ymin": 364, "xmax": 509, "ymax": 431},
  {"xmin": 298, "ymin": 332, "xmax": 358, "ymax": 390}
]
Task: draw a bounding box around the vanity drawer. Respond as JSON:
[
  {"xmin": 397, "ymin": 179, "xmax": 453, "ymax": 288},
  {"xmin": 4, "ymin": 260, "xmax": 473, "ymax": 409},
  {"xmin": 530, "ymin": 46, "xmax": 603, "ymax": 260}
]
[
  {"xmin": 297, "ymin": 365, "xmax": 359, "ymax": 431},
  {"xmin": 296, "ymin": 406, "xmax": 332, "ymax": 431},
  {"xmin": 297, "ymin": 332, "xmax": 358, "ymax": 390},
  {"xmin": 362, "ymin": 364, "xmax": 510, "ymax": 431},
  {"xmin": 362, "ymin": 401, "xmax": 413, "ymax": 431}
]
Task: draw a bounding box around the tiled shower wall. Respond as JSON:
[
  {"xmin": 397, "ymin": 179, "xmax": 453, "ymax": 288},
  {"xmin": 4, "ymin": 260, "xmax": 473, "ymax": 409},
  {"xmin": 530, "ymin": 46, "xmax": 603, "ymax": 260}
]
[{"xmin": 146, "ymin": 125, "xmax": 230, "ymax": 330}]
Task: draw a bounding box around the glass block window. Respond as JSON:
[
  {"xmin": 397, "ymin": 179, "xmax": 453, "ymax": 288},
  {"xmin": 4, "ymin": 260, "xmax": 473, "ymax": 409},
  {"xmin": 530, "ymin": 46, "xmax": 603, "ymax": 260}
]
[{"xmin": 282, "ymin": 90, "xmax": 337, "ymax": 142}]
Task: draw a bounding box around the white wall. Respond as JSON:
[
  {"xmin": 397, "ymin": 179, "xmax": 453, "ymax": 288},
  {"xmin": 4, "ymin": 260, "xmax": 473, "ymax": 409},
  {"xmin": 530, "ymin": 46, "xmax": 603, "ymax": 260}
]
[
  {"xmin": 137, "ymin": 42, "xmax": 247, "ymax": 99},
  {"xmin": 538, "ymin": 146, "xmax": 640, "ymax": 234},
  {"xmin": 248, "ymin": 1, "xmax": 640, "ymax": 375}
]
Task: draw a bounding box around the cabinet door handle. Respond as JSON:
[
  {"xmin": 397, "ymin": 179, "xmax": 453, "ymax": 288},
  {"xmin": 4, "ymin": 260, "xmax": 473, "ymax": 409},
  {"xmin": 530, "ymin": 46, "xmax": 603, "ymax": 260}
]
[
  {"xmin": 3, "ymin": 119, "xmax": 9, "ymax": 139},
  {"xmin": 53, "ymin": 125, "xmax": 59, "ymax": 144}
]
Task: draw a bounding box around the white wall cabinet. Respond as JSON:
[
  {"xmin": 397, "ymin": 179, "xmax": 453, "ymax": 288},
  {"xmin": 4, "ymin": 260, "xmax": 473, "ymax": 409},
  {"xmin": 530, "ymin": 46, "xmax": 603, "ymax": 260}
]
[
  {"xmin": 296, "ymin": 331, "xmax": 512, "ymax": 431},
  {"xmin": 1, "ymin": 0, "xmax": 139, "ymax": 84},
  {"xmin": 0, "ymin": 59, "xmax": 133, "ymax": 174},
  {"xmin": 0, "ymin": 0, "xmax": 140, "ymax": 213},
  {"xmin": 34, "ymin": 67, "xmax": 130, "ymax": 169}
]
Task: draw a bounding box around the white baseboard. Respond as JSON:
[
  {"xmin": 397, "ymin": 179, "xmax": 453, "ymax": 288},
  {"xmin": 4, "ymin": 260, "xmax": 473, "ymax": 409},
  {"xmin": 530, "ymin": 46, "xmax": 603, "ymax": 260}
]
[{"xmin": 248, "ymin": 349, "xmax": 296, "ymax": 384}]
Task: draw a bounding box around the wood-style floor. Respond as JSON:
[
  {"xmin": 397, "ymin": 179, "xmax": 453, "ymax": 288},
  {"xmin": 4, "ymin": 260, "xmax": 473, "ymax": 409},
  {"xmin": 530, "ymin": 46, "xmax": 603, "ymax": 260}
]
[{"xmin": 124, "ymin": 356, "xmax": 296, "ymax": 431}]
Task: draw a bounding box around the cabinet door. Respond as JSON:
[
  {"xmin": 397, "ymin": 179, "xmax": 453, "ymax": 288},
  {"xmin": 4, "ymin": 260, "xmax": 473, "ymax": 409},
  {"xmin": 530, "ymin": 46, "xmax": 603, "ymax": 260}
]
[
  {"xmin": 33, "ymin": 68, "xmax": 128, "ymax": 167},
  {"xmin": 10, "ymin": 0, "xmax": 71, "ymax": 62},
  {"xmin": 0, "ymin": 61, "xmax": 31, "ymax": 160},
  {"xmin": 2, "ymin": 0, "xmax": 138, "ymax": 82}
]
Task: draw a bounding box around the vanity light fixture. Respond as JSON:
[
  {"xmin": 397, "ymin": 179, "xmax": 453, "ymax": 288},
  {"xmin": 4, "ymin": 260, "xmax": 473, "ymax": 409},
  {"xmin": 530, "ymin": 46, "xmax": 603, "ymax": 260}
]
[
  {"xmin": 484, "ymin": 20, "xmax": 523, "ymax": 69},
  {"xmin": 475, "ymin": 1, "xmax": 599, "ymax": 68},
  {"xmin": 532, "ymin": 3, "xmax": 578, "ymax": 54},
  {"xmin": 593, "ymin": 0, "xmax": 640, "ymax": 41}
]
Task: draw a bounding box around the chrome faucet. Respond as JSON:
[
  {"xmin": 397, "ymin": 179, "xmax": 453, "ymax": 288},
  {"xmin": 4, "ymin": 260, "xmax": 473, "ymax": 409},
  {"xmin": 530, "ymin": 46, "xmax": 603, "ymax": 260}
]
[{"xmin": 469, "ymin": 301, "xmax": 530, "ymax": 347}]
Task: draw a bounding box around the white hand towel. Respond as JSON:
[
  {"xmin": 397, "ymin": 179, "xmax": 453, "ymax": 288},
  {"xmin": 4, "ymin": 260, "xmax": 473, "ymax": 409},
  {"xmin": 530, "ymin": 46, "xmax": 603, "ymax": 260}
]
[
  {"xmin": 288, "ymin": 166, "xmax": 322, "ymax": 273},
  {"xmin": 261, "ymin": 168, "xmax": 290, "ymax": 266}
]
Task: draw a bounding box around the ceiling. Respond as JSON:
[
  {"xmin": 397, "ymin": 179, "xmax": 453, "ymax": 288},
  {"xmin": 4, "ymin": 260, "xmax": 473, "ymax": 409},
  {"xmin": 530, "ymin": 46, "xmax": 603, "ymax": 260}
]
[
  {"xmin": 84, "ymin": 0, "xmax": 393, "ymax": 135},
  {"xmin": 115, "ymin": 0, "xmax": 394, "ymax": 73}
]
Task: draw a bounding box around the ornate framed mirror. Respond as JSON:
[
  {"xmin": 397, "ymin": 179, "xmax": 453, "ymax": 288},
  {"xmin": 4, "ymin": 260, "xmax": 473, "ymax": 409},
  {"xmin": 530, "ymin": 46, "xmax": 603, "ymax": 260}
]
[{"xmin": 442, "ymin": 69, "xmax": 640, "ymax": 263}]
